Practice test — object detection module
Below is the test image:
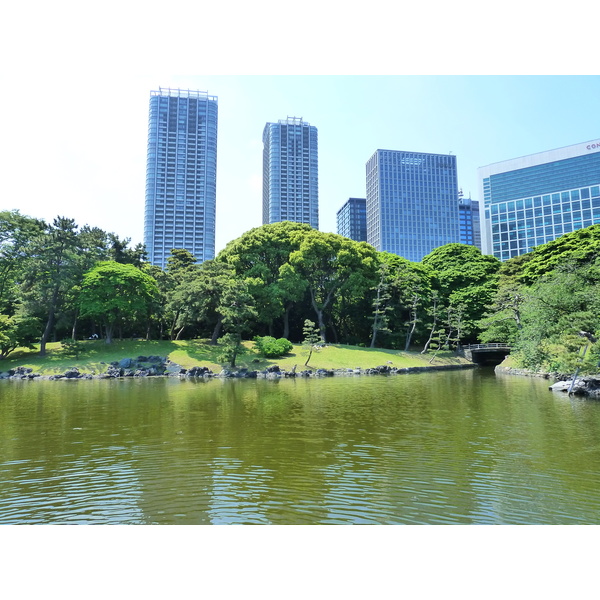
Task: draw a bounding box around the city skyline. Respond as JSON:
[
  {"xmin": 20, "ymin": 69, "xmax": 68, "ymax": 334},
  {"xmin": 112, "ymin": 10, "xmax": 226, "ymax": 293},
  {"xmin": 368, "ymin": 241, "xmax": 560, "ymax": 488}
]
[{"xmin": 2, "ymin": 76, "xmax": 599, "ymax": 258}]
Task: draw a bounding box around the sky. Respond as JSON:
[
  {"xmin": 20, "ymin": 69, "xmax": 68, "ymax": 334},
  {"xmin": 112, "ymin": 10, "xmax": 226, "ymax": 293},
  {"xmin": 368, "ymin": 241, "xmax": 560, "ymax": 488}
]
[{"xmin": 2, "ymin": 74, "xmax": 599, "ymax": 255}]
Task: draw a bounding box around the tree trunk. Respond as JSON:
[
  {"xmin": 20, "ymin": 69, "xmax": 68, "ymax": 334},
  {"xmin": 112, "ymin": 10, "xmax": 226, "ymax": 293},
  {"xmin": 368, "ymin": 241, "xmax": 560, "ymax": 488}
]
[
  {"xmin": 169, "ymin": 310, "xmax": 180, "ymax": 341},
  {"xmin": 71, "ymin": 308, "xmax": 79, "ymax": 341},
  {"xmin": 175, "ymin": 325, "xmax": 185, "ymax": 340},
  {"xmin": 283, "ymin": 304, "xmax": 292, "ymax": 340},
  {"xmin": 309, "ymin": 287, "xmax": 335, "ymax": 343},
  {"xmin": 304, "ymin": 347, "xmax": 313, "ymax": 367},
  {"xmin": 210, "ymin": 315, "xmax": 223, "ymax": 345},
  {"xmin": 405, "ymin": 318, "xmax": 417, "ymax": 351},
  {"xmin": 105, "ymin": 322, "xmax": 114, "ymax": 344},
  {"xmin": 405, "ymin": 296, "xmax": 419, "ymax": 351},
  {"xmin": 329, "ymin": 321, "xmax": 338, "ymax": 344},
  {"xmin": 39, "ymin": 287, "xmax": 60, "ymax": 356},
  {"xmin": 370, "ymin": 328, "xmax": 378, "ymax": 349},
  {"xmin": 421, "ymin": 322, "xmax": 437, "ymax": 354},
  {"xmin": 421, "ymin": 298, "xmax": 439, "ymax": 354}
]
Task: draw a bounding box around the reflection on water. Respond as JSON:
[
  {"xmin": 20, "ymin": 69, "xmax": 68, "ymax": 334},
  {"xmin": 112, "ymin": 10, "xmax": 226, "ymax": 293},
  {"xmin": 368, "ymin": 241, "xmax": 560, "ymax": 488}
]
[{"xmin": 2, "ymin": 370, "xmax": 600, "ymax": 524}]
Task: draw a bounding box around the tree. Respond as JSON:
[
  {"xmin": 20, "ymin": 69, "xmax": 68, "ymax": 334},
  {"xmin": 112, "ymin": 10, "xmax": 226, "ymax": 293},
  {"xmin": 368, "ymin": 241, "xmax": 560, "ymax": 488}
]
[
  {"xmin": 217, "ymin": 222, "xmax": 311, "ymax": 337},
  {"xmin": 370, "ymin": 262, "xmax": 392, "ymax": 348},
  {"xmin": 421, "ymin": 243, "xmax": 500, "ymax": 343},
  {"xmin": 285, "ymin": 231, "xmax": 379, "ymax": 342},
  {"xmin": 510, "ymin": 260, "xmax": 600, "ymax": 373},
  {"xmin": 0, "ymin": 210, "xmax": 45, "ymax": 315},
  {"xmin": 302, "ymin": 320, "xmax": 321, "ymax": 367},
  {"xmin": 517, "ymin": 224, "xmax": 600, "ymax": 285},
  {"xmin": 78, "ymin": 261, "xmax": 160, "ymax": 344},
  {"xmin": 216, "ymin": 278, "xmax": 257, "ymax": 368},
  {"xmin": 20, "ymin": 217, "xmax": 83, "ymax": 355},
  {"xmin": 163, "ymin": 249, "xmax": 200, "ymax": 340},
  {"xmin": 0, "ymin": 313, "xmax": 40, "ymax": 359},
  {"xmin": 107, "ymin": 233, "xmax": 148, "ymax": 267}
]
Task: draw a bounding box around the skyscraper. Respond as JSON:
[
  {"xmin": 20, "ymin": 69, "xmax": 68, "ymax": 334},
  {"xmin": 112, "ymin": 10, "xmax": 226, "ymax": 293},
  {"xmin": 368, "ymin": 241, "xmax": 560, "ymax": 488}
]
[
  {"xmin": 262, "ymin": 117, "xmax": 318, "ymax": 228},
  {"xmin": 478, "ymin": 139, "xmax": 600, "ymax": 261},
  {"xmin": 337, "ymin": 197, "xmax": 367, "ymax": 242},
  {"xmin": 458, "ymin": 191, "xmax": 481, "ymax": 249},
  {"xmin": 366, "ymin": 149, "xmax": 461, "ymax": 262},
  {"xmin": 144, "ymin": 87, "xmax": 218, "ymax": 269}
]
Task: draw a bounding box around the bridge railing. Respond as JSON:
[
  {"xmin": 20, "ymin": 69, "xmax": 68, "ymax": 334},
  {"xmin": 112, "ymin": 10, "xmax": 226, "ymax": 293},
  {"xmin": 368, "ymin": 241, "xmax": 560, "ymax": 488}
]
[{"xmin": 462, "ymin": 343, "xmax": 511, "ymax": 350}]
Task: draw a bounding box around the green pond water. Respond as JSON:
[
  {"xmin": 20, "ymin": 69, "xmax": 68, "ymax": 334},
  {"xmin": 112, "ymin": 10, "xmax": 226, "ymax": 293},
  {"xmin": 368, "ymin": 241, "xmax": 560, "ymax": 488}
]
[{"xmin": 2, "ymin": 368, "xmax": 600, "ymax": 525}]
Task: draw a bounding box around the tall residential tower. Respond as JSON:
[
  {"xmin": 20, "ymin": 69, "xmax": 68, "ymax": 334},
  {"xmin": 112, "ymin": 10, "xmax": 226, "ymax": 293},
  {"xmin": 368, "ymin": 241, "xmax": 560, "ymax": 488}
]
[
  {"xmin": 479, "ymin": 139, "xmax": 600, "ymax": 261},
  {"xmin": 144, "ymin": 87, "xmax": 218, "ymax": 269},
  {"xmin": 366, "ymin": 149, "xmax": 461, "ymax": 262},
  {"xmin": 262, "ymin": 117, "xmax": 318, "ymax": 228}
]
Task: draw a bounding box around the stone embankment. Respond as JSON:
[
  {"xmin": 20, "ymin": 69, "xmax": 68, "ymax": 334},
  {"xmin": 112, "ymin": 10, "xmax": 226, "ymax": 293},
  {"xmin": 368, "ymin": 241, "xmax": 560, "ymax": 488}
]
[
  {"xmin": 1, "ymin": 356, "xmax": 476, "ymax": 381},
  {"xmin": 496, "ymin": 364, "xmax": 600, "ymax": 398},
  {"xmin": 548, "ymin": 377, "xmax": 600, "ymax": 398}
]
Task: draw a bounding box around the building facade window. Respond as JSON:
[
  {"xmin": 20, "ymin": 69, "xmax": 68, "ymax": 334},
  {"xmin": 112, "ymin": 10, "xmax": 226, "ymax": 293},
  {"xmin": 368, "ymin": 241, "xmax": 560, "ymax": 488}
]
[
  {"xmin": 479, "ymin": 141, "xmax": 600, "ymax": 260},
  {"xmin": 337, "ymin": 198, "xmax": 367, "ymax": 242},
  {"xmin": 365, "ymin": 149, "xmax": 461, "ymax": 262}
]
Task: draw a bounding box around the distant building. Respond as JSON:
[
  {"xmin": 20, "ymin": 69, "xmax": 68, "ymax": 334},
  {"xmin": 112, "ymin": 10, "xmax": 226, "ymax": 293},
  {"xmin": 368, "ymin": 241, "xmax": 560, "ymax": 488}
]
[
  {"xmin": 337, "ymin": 198, "xmax": 367, "ymax": 242},
  {"xmin": 458, "ymin": 190, "xmax": 481, "ymax": 249},
  {"xmin": 366, "ymin": 149, "xmax": 461, "ymax": 261},
  {"xmin": 479, "ymin": 139, "xmax": 600, "ymax": 260},
  {"xmin": 144, "ymin": 87, "xmax": 218, "ymax": 269},
  {"xmin": 262, "ymin": 117, "xmax": 318, "ymax": 228}
]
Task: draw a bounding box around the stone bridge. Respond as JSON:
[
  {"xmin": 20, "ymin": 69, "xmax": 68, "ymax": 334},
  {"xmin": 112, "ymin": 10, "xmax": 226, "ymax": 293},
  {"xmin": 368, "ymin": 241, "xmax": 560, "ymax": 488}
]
[{"xmin": 459, "ymin": 343, "xmax": 512, "ymax": 366}]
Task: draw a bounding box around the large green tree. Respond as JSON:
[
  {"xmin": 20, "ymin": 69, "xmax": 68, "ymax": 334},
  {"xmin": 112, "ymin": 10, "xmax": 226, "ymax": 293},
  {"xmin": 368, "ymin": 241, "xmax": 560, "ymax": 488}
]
[
  {"xmin": 0, "ymin": 210, "xmax": 45, "ymax": 314},
  {"xmin": 0, "ymin": 313, "xmax": 40, "ymax": 360},
  {"xmin": 284, "ymin": 231, "xmax": 378, "ymax": 342},
  {"xmin": 216, "ymin": 278, "xmax": 258, "ymax": 367},
  {"xmin": 510, "ymin": 260, "xmax": 600, "ymax": 373},
  {"xmin": 78, "ymin": 261, "xmax": 160, "ymax": 344},
  {"xmin": 516, "ymin": 224, "xmax": 600, "ymax": 285},
  {"xmin": 20, "ymin": 217, "xmax": 84, "ymax": 355},
  {"xmin": 217, "ymin": 222, "xmax": 311, "ymax": 338},
  {"xmin": 421, "ymin": 243, "xmax": 500, "ymax": 345}
]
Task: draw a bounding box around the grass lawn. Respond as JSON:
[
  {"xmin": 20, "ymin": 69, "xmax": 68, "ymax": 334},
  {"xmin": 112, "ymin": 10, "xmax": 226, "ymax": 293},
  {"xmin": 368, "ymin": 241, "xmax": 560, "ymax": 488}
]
[{"xmin": 0, "ymin": 339, "xmax": 472, "ymax": 375}]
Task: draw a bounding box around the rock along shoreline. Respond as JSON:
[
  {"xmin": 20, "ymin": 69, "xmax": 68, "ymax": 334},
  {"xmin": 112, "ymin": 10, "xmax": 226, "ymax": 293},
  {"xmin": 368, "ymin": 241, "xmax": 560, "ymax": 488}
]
[
  {"xmin": 1, "ymin": 355, "xmax": 477, "ymax": 381},
  {"xmin": 495, "ymin": 364, "xmax": 600, "ymax": 399}
]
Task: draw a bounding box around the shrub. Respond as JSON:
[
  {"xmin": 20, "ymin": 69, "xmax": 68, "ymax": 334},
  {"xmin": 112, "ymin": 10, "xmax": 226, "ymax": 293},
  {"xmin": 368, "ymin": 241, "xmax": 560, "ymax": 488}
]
[{"xmin": 253, "ymin": 336, "xmax": 293, "ymax": 358}]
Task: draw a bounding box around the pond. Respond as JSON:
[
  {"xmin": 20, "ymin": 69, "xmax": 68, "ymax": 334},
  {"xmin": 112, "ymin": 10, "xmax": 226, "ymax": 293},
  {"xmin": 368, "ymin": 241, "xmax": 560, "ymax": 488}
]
[{"xmin": 2, "ymin": 368, "xmax": 600, "ymax": 524}]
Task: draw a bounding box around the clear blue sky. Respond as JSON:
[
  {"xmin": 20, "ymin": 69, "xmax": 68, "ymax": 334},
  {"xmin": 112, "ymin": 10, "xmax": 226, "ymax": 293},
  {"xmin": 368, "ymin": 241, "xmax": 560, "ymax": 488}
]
[
  {"xmin": 3, "ymin": 74, "xmax": 599, "ymax": 253},
  {"xmin": 1, "ymin": 3, "xmax": 598, "ymax": 256}
]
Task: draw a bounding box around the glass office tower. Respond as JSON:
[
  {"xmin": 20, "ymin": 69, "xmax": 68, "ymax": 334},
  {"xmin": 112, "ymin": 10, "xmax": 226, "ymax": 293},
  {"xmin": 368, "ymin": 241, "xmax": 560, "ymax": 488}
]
[
  {"xmin": 479, "ymin": 140, "xmax": 600, "ymax": 261},
  {"xmin": 458, "ymin": 192, "xmax": 481, "ymax": 249},
  {"xmin": 366, "ymin": 149, "xmax": 461, "ymax": 262},
  {"xmin": 262, "ymin": 117, "xmax": 318, "ymax": 228},
  {"xmin": 144, "ymin": 87, "xmax": 218, "ymax": 269},
  {"xmin": 336, "ymin": 197, "xmax": 367, "ymax": 242}
]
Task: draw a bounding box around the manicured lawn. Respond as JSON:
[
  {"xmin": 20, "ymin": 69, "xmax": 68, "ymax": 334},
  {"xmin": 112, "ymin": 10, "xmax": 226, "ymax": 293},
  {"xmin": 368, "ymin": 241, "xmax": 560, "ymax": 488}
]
[{"xmin": 0, "ymin": 339, "xmax": 471, "ymax": 375}]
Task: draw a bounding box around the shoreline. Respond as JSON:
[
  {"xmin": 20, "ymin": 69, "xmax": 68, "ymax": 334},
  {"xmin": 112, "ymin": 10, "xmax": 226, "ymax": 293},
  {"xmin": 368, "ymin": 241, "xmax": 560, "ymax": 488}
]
[{"xmin": 1, "ymin": 360, "xmax": 478, "ymax": 381}]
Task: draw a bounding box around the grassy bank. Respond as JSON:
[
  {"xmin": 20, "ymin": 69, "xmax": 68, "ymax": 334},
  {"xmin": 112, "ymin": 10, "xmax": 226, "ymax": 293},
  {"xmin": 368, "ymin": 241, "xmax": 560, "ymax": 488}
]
[{"xmin": 0, "ymin": 339, "xmax": 472, "ymax": 375}]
